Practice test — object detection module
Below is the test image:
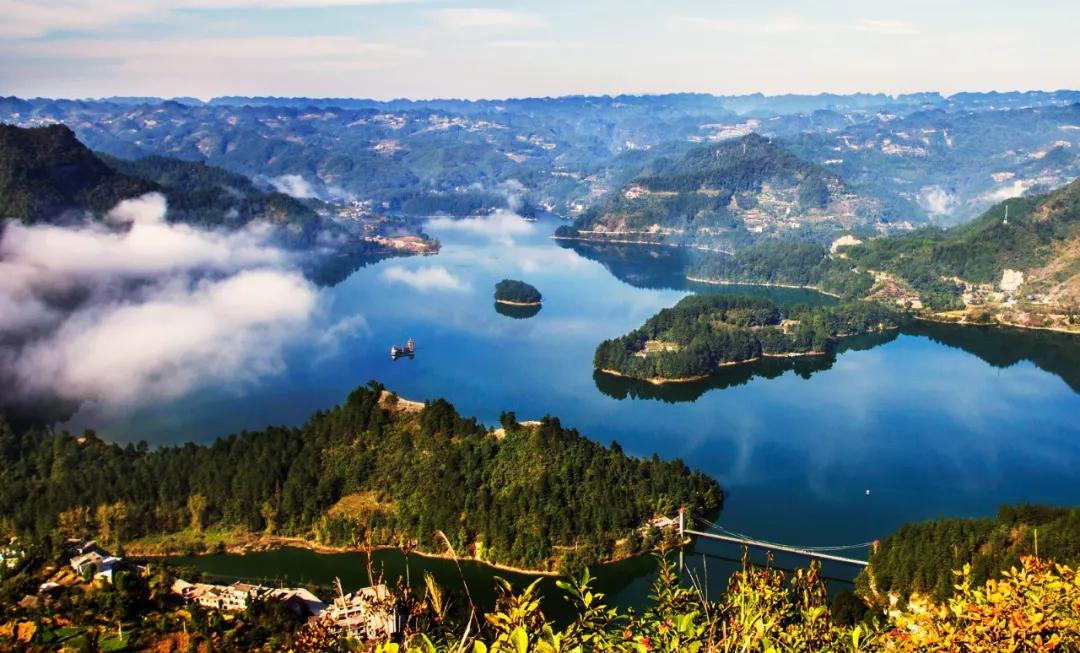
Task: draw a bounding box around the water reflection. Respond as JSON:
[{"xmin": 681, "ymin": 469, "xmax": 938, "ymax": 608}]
[
  {"xmin": 494, "ymin": 302, "xmax": 542, "ymax": 319},
  {"xmin": 557, "ymin": 239, "xmax": 833, "ymax": 306},
  {"xmin": 906, "ymin": 321, "xmax": 1080, "ymax": 393},
  {"xmin": 555, "ymin": 239, "xmax": 692, "ymax": 291}
]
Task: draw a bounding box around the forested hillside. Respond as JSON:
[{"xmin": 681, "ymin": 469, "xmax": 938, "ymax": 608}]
[
  {"xmin": 0, "ymin": 124, "xmax": 316, "ymax": 237},
  {"xmin": 687, "ymin": 241, "xmax": 875, "ymax": 299},
  {"xmin": 859, "ymin": 504, "xmax": 1080, "ymax": 603},
  {"xmin": 559, "ymin": 134, "xmax": 883, "ymax": 249},
  {"xmin": 0, "ymin": 124, "xmax": 156, "ymax": 222},
  {"xmin": 102, "ymin": 153, "xmax": 320, "ymax": 239},
  {"xmin": 0, "ymin": 382, "xmax": 721, "ymax": 572},
  {"xmin": 845, "ymin": 178, "xmax": 1080, "ymax": 313},
  {"xmin": 594, "ymin": 294, "xmax": 899, "ymax": 381}
]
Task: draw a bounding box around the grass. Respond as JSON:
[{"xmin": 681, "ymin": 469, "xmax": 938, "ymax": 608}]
[
  {"xmin": 126, "ymin": 526, "xmax": 253, "ymax": 556},
  {"xmin": 327, "ymin": 491, "xmax": 394, "ymax": 522}
]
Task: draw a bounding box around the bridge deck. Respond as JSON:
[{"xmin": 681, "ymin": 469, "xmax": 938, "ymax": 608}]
[{"xmin": 682, "ymin": 528, "xmax": 869, "ymax": 567}]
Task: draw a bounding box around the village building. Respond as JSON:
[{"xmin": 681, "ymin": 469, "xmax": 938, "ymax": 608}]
[
  {"xmin": 326, "ymin": 585, "xmax": 402, "ymax": 641},
  {"xmin": 68, "ymin": 541, "xmax": 122, "ymax": 583},
  {"xmin": 173, "ymin": 581, "xmax": 260, "ymax": 611},
  {"xmin": 172, "ymin": 580, "xmax": 328, "ymax": 617}
]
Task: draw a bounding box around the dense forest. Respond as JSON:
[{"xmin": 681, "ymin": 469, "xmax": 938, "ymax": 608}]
[
  {"xmin": 594, "ymin": 294, "xmax": 899, "ymax": 381},
  {"xmin": 493, "ymin": 279, "xmax": 542, "ymax": 305},
  {"xmin": 858, "ymin": 503, "xmax": 1080, "ymax": 603},
  {"xmin": 0, "ymin": 382, "xmax": 721, "ymax": 572},
  {"xmin": 0, "ymin": 124, "xmax": 156, "ymax": 222}
]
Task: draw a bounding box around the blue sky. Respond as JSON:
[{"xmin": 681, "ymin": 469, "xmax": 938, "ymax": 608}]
[{"xmin": 1, "ymin": 0, "xmax": 1078, "ymax": 99}]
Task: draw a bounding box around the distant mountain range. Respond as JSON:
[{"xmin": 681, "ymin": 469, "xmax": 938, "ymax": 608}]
[
  {"xmin": 557, "ymin": 134, "xmax": 887, "ymax": 250},
  {"xmin": 3, "ymin": 91, "xmax": 1079, "ymax": 232}
]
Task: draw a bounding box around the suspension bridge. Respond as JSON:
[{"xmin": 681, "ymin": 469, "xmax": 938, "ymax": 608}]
[{"xmin": 676, "ymin": 511, "xmax": 875, "ymax": 567}]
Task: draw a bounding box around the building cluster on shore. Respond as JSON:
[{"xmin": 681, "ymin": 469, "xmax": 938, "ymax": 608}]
[{"xmin": 33, "ymin": 538, "xmax": 400, "ymax": 643}]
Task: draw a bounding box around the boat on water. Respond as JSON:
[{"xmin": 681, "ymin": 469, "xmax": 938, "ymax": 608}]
[{"xmin": 390, "ymin": 338, "xmax": 416, "ymax": 359}]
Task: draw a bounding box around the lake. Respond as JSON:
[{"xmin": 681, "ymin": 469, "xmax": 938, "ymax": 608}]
[{"xmin": 66, "ymin": 214, "xmax": 1080, "ymax": 610}]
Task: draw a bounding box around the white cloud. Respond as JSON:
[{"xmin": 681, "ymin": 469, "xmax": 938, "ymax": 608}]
[
  {"xmin": 675, "ymin": 15, "xmax": 917, "ymax": 37},
  {"xmin": 676, "ymin": 15, "xmax": 813, "ymax": 35},
  {"xmin": 270, "ymin": 174, "xmax": 320, "ymax": 199},
  {"xmin": 850, "ymin": 19, "xmax": 917, "ymax": 35},
  {"xmin": 917, "ymin": 185, "xmax": 956, "ymax": 216},
  {"xmin": 382, "ymin": 264, "xmax": 468, "ymax": 292},
  {"xmin": 0, "ymin": 193, "xmax": 285, "ymax": 283},
  {"xmin": 428, "ymin": 8, "xmax": 544, "ymax": 30},
  {"xmin": 0, "ymin": 0, "xmax": 416, "ymax": 39},
  {"xmin": 427, "ymin": 210, "xmax": 535, "ymax": 245},
  {"xmin": 17, "ymin": 270, "xmax": 315, "ymax": 405},
  {"xmin": 982, "ymin": 179, "xmax": 1033, "ymax": 203},
  {"xmin": 0, "ymin": 192, "xmax": 322, "ymax": 409},
  {"xmin": 316, "ymin": 313, "xmax": 371, "ymax": 350},
  {"xmin": 9, "ymin": 36, "xmax": 415, "ymax": 67}
]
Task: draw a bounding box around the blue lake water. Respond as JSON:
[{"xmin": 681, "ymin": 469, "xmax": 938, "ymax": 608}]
[{"xmin": 67, "ymin": 214, "xmax": 1080, "ymax": 609}]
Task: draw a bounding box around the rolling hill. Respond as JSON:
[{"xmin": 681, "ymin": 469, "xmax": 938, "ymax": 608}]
[
  {"xmin": 844, "ymin": 177, "xmax": 1080, "ymax": 327},
  {"xmin": 557, "ymin": 134, "xmax": 886, "ymax": 250}
]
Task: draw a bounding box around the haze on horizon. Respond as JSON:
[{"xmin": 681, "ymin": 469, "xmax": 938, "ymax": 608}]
[{"xmin": 1, "ymin": 0, "xmax": 1078, "ymax": 100}]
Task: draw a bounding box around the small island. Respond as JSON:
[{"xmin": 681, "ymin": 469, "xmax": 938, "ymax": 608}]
[
  {"xmin": 494, "ymin": 278, "xmax": 542, "ymax": 306},
  {"xmin": 594, "ymin": 295, "xmax": 900, "ymax": 383}
]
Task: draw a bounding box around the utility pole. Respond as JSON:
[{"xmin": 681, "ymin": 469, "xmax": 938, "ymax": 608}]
[{"xmin": 678, "ymin": 507, "xmax": 685, "ymax": 574}]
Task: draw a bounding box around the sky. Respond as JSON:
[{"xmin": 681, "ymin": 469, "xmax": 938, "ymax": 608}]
[{"xmin": 1, "ymin": 0, "xmax": 1078, "ymax": 100}]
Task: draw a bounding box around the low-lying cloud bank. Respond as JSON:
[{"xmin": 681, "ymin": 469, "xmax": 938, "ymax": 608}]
[{"xmin": 0, "ymin": 193, "xmax": 320, "ymax": 411}]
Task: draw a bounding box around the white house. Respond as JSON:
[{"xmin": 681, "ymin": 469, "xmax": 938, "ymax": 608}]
[{"xmin": 326, "ymin": 585, "xmax": 401, "ymax": 641}]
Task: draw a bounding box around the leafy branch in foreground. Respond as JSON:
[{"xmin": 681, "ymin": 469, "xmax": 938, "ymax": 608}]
[{"xmin": 375, "ymin": 552, "xmax": 1080, "ymax": 653}]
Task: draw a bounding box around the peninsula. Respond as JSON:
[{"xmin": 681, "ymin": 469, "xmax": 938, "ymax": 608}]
[
  {"xmin": 0, "ymin": 382, "xmax": 721, "ymax": 576},
  {"xmin": 594, "ymin": 295, "xmax": 899, "ymax": 383}
]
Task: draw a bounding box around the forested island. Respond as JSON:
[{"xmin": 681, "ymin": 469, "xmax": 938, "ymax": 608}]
[
  {"xmin": 0, "ymin": 382, "xmax": 720, "ymax": 574},
  {"xmin": 594, "ymin": 295, "xmax": 899, "ymax": 382},
  {"xmin": 493, "ymin": 279, "xmax": 542, "ymax": 306}
]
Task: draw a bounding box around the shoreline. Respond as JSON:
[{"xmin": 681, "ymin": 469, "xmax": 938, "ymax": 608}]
[
  {"xmin": 551, "ymin": 234, "xmax": 678, "ymax": 248},
  {"xmin": 913, "ymin": 313, "xmax": 1080, "ymax": 336},
  {"xmin": 685, "ymin": 276, "xmax": 843, "ymax": 298},
  {"xmin": 552, "ymin": 235, "xmax": 735, "ymax": 256},
  {"xmin": 598, "ymin": 350, "xmax": 828, "ymax": 385},
  {"xmin": 132, "ymin": 531, "xmax": 699, "ymax": 579},
  {"xmin": 132, "ymin": 534, "xmax": 564, "ymax": 577},
  {"xmin": 495, "ymin": 299, "xmax": 543, "ymax": 307},
  {"xmin": 598, "ymin": 367, "xmax": 712, "ymax": 385}
]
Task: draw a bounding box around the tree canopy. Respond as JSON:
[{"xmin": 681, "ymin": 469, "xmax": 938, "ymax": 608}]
[{"xmin": 0, "ymin": 382, "xmax": 720, "ymax": 572}]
